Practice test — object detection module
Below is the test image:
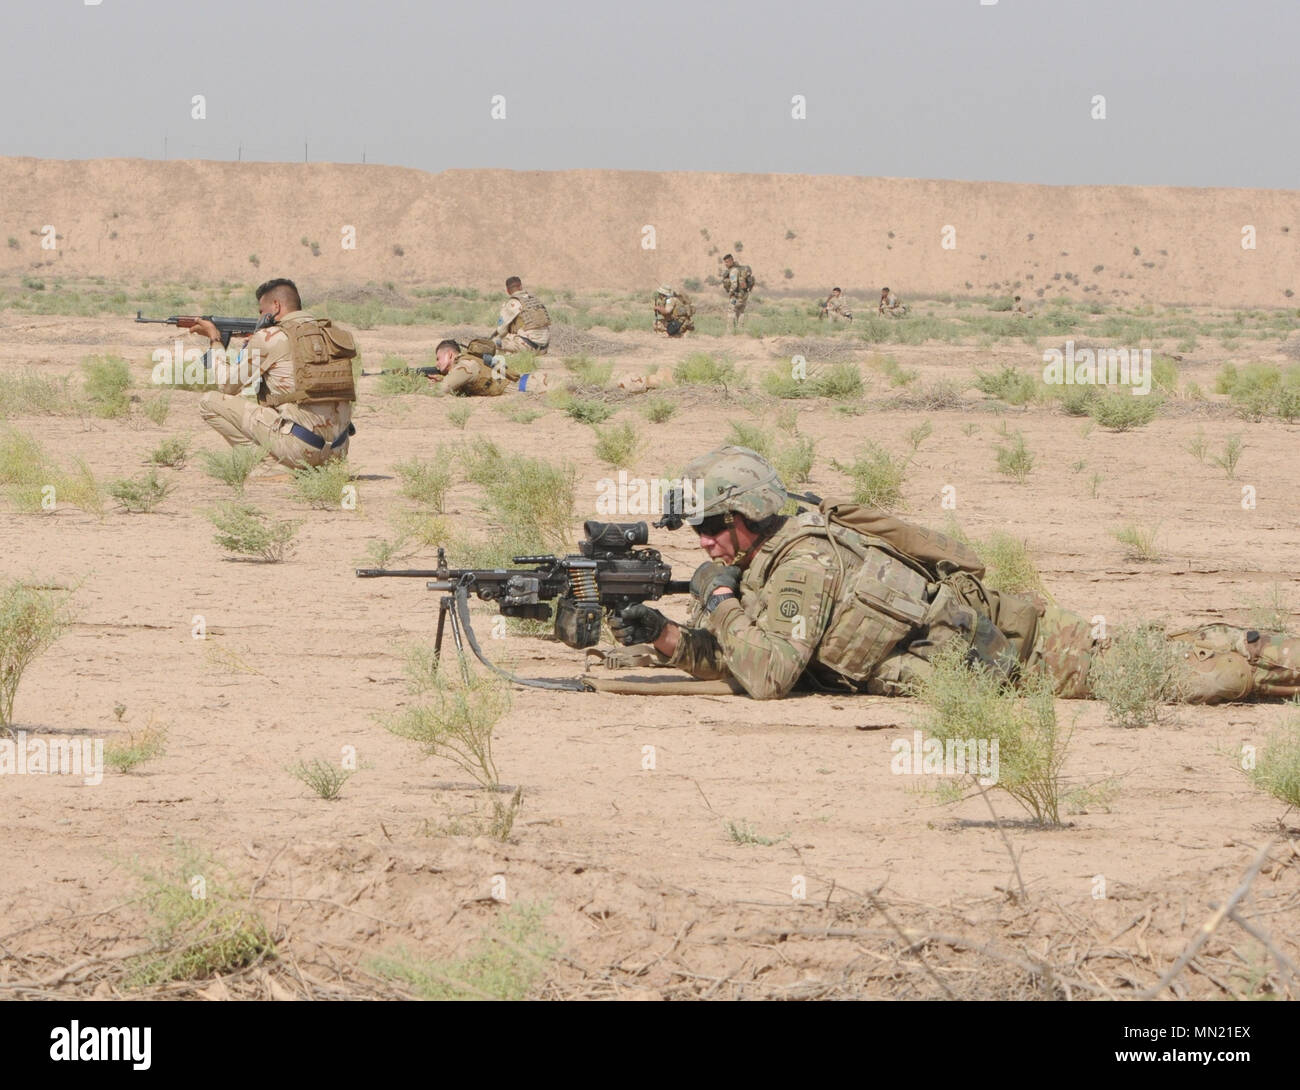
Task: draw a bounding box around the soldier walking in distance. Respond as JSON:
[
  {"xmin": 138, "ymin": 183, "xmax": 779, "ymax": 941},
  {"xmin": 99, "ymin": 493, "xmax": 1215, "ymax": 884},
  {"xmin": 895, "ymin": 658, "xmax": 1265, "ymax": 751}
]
[{"xmin": 721, "ymin": 254, "xmax": 754, "ymax": 334}]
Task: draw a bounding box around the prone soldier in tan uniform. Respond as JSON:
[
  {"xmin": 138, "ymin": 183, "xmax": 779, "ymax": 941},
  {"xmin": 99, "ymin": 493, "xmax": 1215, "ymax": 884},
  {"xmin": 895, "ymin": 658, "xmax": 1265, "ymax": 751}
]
[
  {"xmin": 494, "ymin": 276, "xmax": 551, "ymax": 355},
  {"xmin": 820, "ymin": 287, "xmax": 853, "ymax": 322},
  {"xmin": 609, "ymin": 447, "xmax": 1300, "ymax": 704},
  {"xmin": 196, "ymin": 278, "xmax": 356, "ymax": 470},
  {"xmin": 426, "ymin": 338, "xmax": 549, "ymax": 396}
]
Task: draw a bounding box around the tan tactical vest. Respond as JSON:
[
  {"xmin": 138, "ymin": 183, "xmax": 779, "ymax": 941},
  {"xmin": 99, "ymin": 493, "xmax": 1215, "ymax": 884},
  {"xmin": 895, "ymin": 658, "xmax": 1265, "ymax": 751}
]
[
  {"xmin": 455, "ymin": 352, "xmax": 511, "ymax": 395},
  {"xmin": 748, "ymin": 505, "xmax": 1024, "ymax": 686},
  {"xmin": 508, "ymin": 291, "xmax": 550, "ymax": 333},
  {"xmin": 263, "ymin": 314, "xmax": 358, "ymax": 407}
]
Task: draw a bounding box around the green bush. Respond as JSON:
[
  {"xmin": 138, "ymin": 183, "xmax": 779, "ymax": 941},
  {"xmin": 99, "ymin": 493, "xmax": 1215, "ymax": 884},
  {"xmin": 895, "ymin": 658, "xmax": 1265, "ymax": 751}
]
[
  {"xmin": 0, "ymin": 579, "xmax": 73, "ymax": 729},
  {"xmin": 974, "ymin": 365, "xmax": 1038, "ymax": 406},
  {"xmin": 148, "ymin": 436, "xmax": 191, "ymax": 468},
  {"xmin": 673, "ymin": 353, "xmax": 738, "ymax": 387},
  {"xmin": 832, "ymin": 444, "xmax": 911, "ymax": 510},
  {"xmin": 1088, "ymin": 624, "xmax": 1185, "ymax": 728},
  {"xmin": 1088, "ymin": 393, "xmax": 1160, "ymax": 431},
  {"xmin": 395, "ymin": 451, "xmax": 453, "ymax": 512},
  {"xmin": 995, "ymin": 432, "xmax": 1035, "ymax": 483},
  {"xmin": 81, "ymin": 355, "xmax": 132, "ymax": 418},
  {"xmin": 593, "ymin": 421, "xmax": 642, "ymax": 468},
  {"xmin": 726, "ymin": 420, "xmax": 772, "ymax": 457},
  {"xmin": 207, "ymin": 501, "xmax": 301, "ymax": 562},
  {"xmin": 1243, "ymin": 715, "xmax": 1300, "ymax": 811},
  {"xmin": 642, "ymin": 396, "xmax": 676, "ymax": 423},
  {"xmin": 290, "ymin": 461, "xmax": 355, "ymax": 510},
  {"xmin": 200, "ymin": 444, "xmax": 267, "ymax": 491},
  {"xmin": 562, "ymin": 356, "xmax": 613, "ymax": 386},
  {"xmin": 108, "ymin": 469, "xmax": 173, "ymax": 513}
]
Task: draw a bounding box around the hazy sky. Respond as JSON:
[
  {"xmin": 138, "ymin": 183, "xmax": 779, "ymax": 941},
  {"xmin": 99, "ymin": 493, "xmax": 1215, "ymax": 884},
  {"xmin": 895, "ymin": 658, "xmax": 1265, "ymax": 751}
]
[{"xmin": 1, "ymin": 0, "xmax": 1296, "ymax": 188}]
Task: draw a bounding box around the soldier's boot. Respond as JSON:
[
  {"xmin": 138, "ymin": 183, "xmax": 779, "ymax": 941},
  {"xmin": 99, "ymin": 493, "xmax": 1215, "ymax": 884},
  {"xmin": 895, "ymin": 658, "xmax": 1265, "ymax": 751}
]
[{"xmin": 1167, "ymin": 624, "xmax": 1300, "ymax": 703}]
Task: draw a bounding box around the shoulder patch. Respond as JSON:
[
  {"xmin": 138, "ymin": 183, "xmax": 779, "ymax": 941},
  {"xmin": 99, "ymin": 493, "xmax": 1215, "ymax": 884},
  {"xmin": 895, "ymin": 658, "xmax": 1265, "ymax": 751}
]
[{"xmin": 778, "ymin": 598, "xmax": 800, "ymax": 619}]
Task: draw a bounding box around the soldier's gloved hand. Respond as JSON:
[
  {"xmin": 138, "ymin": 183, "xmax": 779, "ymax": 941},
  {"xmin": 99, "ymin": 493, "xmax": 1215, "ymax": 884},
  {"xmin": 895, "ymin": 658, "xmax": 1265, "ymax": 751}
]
[
  {"xmin": 609, "ymin": 603, "xmax": 668, "ymax": 646},
  {"xmin": 702, "ymin": 566, "xmax": 741, "ymax": 613},
  {"xmin": 690, "ymin": 560, "xmax": 727, "ymax": 601}
]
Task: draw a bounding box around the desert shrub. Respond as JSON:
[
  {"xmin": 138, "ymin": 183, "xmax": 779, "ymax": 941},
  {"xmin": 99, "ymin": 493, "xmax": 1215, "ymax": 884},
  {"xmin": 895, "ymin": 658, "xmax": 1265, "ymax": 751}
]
[
  {"xmin": 975, "ymin": 365, "xmax": 1038, "ymax": 406},
  {"xmin": 291, "ymin": 461, "xmax": 355, "ymax": 510},
  {"xmin": 148, "ymin": 436, "xmax": 191, "ymax": 468},
  {"xmin": 447, "ymin": 402, "xmax": 474, "ymax": 430},
  {"xmin": 108, "ymin": 469, "xmax": 173, "ymax": 513},
  {"xmin": 813, "ymin": 362, "xmax": 866, "ymax": 400},
  {"xmin": 0, "ymin": 579, "xmax": 73, "ymax": 730},
  {"xmin": 1246, "ymin": 584, "xmax": 1293, "ymax": 634},
  {"xmin": 995, "ymin": 432, "xmax": 1035, "ymax": 483},
  {"xmin": 373, "ymin": 902, "xmax": 557, "ymax": 999},
  {"xmin": 1212, "ymin": 434, "xmax": 1245, "ymax": 478},
  {"xmin": 1088, "ymin": 624, "xmax": 1185, "ymax": 728},
  {"xmin": 773, "ymin": 436, "xmax": 816, "ymax": 484},
  {"xmin": 129, "ymin": 846, "xmax": 274, "ymax": 986},
  {"xmin": 141, "ymin": 391, "xmax": 172, "ymax": 426},
  {"xmin": 914, "ymin": 644, "xmax": 1070, "ymax": 825},
  {"xmin": 0, "ymin": 371, "xmax": 78, "ymax": 418},
  {"xmin": 1056, "ymin": 384, "xmax": 1099, "ymax": 416},
  {"xmin": 200, "ymin": 444, "xmax": 267, "ymax": 491},
  {"xmin": 868, "ymin": 353, "xmax": 918, "ymax": 387},
  {"xmin": 290, "ymin": 757, "xmax": 355, "ymax": 800},
  {"xmin": 563, "ymin": 397, "xmax": 614, "ymax": 425},
  {"xmin": 206, "ymin": 501, "xmax": 301, "ymax": 562},
  {"xmin": 726, "ymin": 420, "xmax": 772, "ymax": 457},
  {"xmin": 1088, "ymin": 393, "xmax": 1160, "ymax": 431},
  {"xmin": 1215, "ymin": 361, "xmax": 1300, "ymax": 422},
  {"xmin": 395, "ymin": 451, "xmax": 453, "ymax": 512},
  {"xmin": 104, "ymin": 717, "xmax": 169, "ymax": 773},
  {"xmin": 832, "ymin": 444, "xmax": 912, "ymax": 510},
  {"xmin": 593, "ymin": 421, "xmax": 642, "ymax": 468},
  {"xmin": 977, "ymin": 531, "xmax": 1043, "ymax": 594},
  {"xmin": 462, "ymin": 439, "xmax": 575, "ymax": 552},
  {"xmin": 81, "ymin": 355, "xmax": 132, "ymax": 418},
  {"xmin": 673, "ymin": 352, "xmax": 738, "ymax": 387},
  {"xmin": 1242, "ymin": 716, "xmax": 1300, "ymax": 811},
  {"xmin": 1111, "ymin": 523, "xmax": 1161, "ymax": 561},
  {"xmin": 562, "ymin": 356, "xmax": 613, "ymax": 386},
  {"xmin": 642, "ymin": 396, "xmax": 676, "ymax": 423},
  {"xmin": 501, "ymin": 403, "xmax": 543, "ymax": 424}
]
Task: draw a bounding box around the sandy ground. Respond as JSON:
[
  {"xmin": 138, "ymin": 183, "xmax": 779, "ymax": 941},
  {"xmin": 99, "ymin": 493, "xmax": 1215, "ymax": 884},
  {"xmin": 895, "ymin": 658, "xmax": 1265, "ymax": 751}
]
[{"xmin": 1, "ymin": 304, "xmax": 1298, "ymax": 1001}]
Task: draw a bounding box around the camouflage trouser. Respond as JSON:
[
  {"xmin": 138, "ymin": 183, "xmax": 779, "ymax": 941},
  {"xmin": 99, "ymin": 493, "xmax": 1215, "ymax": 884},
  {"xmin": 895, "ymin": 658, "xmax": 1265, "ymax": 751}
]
[
  {"xmin": 1028, "ymin": 605, "xmax": 1300, "ymax": 704},
  {"xmin": 727, "ymin": 295, "xmax": 748, "ymax": 333},
  {"xmin": 498, "ymin": 331, "xmax": 549, "ymax": 354}
]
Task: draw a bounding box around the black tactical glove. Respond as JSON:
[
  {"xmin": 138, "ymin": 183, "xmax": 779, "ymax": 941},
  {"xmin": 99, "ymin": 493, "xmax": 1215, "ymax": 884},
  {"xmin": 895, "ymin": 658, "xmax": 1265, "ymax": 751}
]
[
  {"xmin": 690, "ymin": 560, "xmax": 726, "ymax": 600},
  {"xmin": 704, "ymin": 565, "xmax": 741, "ymax": 599},
  {"xmin": 609, "ymin": 603, "xmax": 668, "ymax": 646}
]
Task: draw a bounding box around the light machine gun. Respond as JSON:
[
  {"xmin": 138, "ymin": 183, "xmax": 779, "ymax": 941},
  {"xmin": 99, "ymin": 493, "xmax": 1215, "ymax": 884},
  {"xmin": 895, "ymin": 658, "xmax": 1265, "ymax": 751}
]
[{"xmin": 356, "ymin": 521, "xmax": 690, "ymax": 690}]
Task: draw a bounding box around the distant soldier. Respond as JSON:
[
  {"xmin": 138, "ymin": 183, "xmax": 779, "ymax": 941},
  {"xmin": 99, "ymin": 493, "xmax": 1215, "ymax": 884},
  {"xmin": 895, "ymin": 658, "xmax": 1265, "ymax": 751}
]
[
  {"xmin": 653, "ymin": 285, "xmax": 695, "ymax": 337},
  {"xmin": 426, "ymin": 338, "xmax": 549, "ymax": 396},
  {"xmin": 820, "ymin": 287, "xmax": 853, "ymax": 323},
  {"xmin": 196, "ymin": 277, "xmax": 356, "ymax": 472},
  {"xmin": 1011, "ymin": 294, "xmax": 1032, "ymax": 316},
  {"xmin": 879, "ymin": 286, "xmax": 907, "ymax": 317},
  {"xmin": 493, "ymin": 276, "xmax": 550, "ymax": 355},
  {"xmin": 721, "ymin": 254, "xmax": 754, "ymax": 333}
]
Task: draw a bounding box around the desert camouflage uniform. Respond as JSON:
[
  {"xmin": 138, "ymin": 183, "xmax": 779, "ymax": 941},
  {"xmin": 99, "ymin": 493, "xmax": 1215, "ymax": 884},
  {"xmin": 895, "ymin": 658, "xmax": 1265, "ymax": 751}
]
[
  {"xmin": 495, "ymin": 289, "xmax": 550, "ymax": 354},
  {"xmin": 723, "ymin": 265, "xmax": 751, "ymax": 332},
  {"xmin": 879, "ymin": 291, "xmax": 906, "ymax": 317},
  {"xmin": 653, "ymin": 292, "xmax": 694, "ymax": 336},
  {"xmin": 822, "ymin": 293, "xmax": 853, "ymax": 322},
  {"xmin": 666, "ymin": 512, "xmax": 1300, "ymax": 704},
  {"xmin": 443, "ymin": 350, "xmax": 509, "ymax": 397},
  {"xmin": 198, "ymin": 309, "xmax": 352, "ymax": 469}
]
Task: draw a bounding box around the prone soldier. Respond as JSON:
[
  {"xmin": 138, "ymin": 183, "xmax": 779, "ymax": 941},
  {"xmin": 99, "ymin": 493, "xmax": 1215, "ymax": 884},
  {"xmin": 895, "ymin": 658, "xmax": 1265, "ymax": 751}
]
[{"xmin": 610, "ymin": 446, "xmax": 1300, "ymax": 704}]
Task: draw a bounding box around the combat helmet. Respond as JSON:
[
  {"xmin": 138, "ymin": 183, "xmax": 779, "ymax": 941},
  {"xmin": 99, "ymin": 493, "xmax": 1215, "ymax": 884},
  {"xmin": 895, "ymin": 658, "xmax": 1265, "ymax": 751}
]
[
  {"xmin": 656, "ymin": 284, "xmax": 674, "ymax": 297},
  {"xmin": 679, "ymin": 445, "xmax": 787, "ymax": 524}
]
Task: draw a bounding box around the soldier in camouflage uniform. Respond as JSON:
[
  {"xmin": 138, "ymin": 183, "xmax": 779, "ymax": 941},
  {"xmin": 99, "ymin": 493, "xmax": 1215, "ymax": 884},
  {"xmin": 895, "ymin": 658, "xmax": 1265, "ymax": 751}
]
[
  {"xmin": 653, "ymin": 285, "xmax": 695, "ymax": 337},
  {"xmin": 494, "ymin": 276, "xmax": 551, "ymax": 355},
  {"xmin": 720, "ymin": 254, "xmax": 752, "ymax": 334},
  {"xmin": 609, "ymin": 447, "xmax": 1300, "ymax": 703},
  {"xmin": 820, "ymin": 287, "xmax": 853, "ymax": 323},
  {"xmin": 426, "ymin": 338, "xmax": 549, "ymax": 396}
]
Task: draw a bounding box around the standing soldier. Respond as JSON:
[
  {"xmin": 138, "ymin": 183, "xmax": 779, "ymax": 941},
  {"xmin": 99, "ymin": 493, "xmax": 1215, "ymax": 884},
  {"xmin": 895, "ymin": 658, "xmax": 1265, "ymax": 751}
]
[
  {"xmin": 721, "ymin": 254, "xmax": 754, "ymax": 333},
  {"xmin": 196, "ymin": 278, "xmax": 356, "ymax": 473},
  {"xmin": 493, "ymin": 276, "xmax": 551, "ymax": 356},
  {"xmin": 653, "ymin": 285, "xmax": 695, "ymax": 337},
  {"xmin": 609, "ymin": 446, "xmax": 1300, "ymax": 704},
  {"xmin": 820, "ymin": 287, "xmax": 854, "ymax": 323},
  {"xmin": 879, "ymin": 286, "xmax": 907, "ymax": 317}
]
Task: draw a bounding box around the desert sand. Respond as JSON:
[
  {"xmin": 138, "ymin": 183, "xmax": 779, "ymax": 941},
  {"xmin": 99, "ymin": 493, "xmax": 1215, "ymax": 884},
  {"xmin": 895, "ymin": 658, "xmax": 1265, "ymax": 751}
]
[{"xmin": 0, "ymin": 160, "xmax": 1297, "ymax": 1000}]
